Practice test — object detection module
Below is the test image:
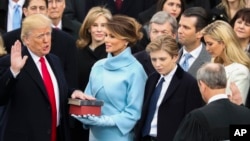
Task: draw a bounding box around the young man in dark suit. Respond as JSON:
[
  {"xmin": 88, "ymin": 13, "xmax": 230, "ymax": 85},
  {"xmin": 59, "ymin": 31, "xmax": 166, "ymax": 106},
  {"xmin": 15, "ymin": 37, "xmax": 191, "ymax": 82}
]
[
  {"xmin": 177, "ymin": 7, "xmax": 211, "ymax": 78},
  {"xmin": 173, "ymin": 63, "xmax": 250, "ymax": 141},
  {"xmin": 134, "ymin": 35, "xmax": 204, "ymax": 141}
]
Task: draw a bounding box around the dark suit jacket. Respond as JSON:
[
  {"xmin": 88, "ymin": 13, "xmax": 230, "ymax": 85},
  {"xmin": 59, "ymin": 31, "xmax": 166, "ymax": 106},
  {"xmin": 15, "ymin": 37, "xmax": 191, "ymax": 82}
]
[
  {"xmin": 93, "ymin": 0, "xmax": 157, "ymax": 19},
  {"xmin": 174, "ymin": 99, "xmax": 250, "ymax": 141},
  {"xmin": 135, "ymin": 65, "xmax": 204, "ymax": 141},
  {"xmin": 0, "ymin": 0, "xmax": 8, "ymax": 33},
  {"xmin": 0, "ymin": 48, "xmax": 72, "ymax": 141},
  {"xmin": 0, "ymin": 0, "xmax": 25, "ymax": 34},
  {"xmin": 2, "ymin": 28, "xmax": 78, "ymax": 88},
  {"xmin": 137, "ymin": 4, "xmax": 156, "ymax": 25},
  {"xmin": 185, "ymin": 0, "xmax": 219, "ymax": 12},
  {"xmin": 61, "ymin": 15, "xmax": 81, "ymax": 40},
  {"xmin": 64, "ymin": 0, "xmax": 95, "ymax": 24},
  {"xmin": 134, "ymin": 50, "xmax": 155, "ymax": 76},
  {"xmin": 178, "ymin": 44, "xmax": 211, "ymax": 78},
  {"xmin": 77, "ymin": 43, "xmax": 107, "ymax": 90}
]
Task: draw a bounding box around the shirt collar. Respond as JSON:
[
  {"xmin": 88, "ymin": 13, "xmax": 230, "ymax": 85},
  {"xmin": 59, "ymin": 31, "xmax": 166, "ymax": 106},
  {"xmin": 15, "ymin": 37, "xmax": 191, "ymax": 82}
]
[
  {"xmin": 207, "ymin": 94, "xmax": 228, "ymax": 104},
  {"xmin": 183, "ymin": 43, "xmax": 203, "ymax": 59},
  {"xmin": 27, "ymin": 48, "xmax": 43, "ymax": 64},
  {"xmin": 161, "ymin": 64, "xmax": 177, "ymax": 81},
  {"xmin": 9, "ymin": 0, "xmax": 25, "ymax": 8},
  {"xmin": 52, "ymin": 20, "xmax": 62, "ymax": 29}
]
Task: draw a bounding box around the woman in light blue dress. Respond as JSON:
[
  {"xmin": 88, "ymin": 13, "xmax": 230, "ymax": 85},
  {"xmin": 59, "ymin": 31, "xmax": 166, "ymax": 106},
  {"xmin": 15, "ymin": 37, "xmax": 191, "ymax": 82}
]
[{"xmin": 72, "ymin": 15, "xmax": 148, "ymax": 141}]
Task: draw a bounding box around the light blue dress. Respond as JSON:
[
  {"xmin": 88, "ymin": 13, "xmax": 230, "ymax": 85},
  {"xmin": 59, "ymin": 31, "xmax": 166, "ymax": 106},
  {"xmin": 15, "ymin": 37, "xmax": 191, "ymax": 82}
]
[{"xmin": 85, "ymin": 47, "xmax": 147, "ymax": 141}]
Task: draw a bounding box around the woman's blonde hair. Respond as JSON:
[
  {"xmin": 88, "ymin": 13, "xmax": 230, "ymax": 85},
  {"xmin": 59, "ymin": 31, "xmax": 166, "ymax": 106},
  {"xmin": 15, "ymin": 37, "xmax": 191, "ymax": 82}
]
[
  {"xmin": 0, "ymin": 34, "xmax": 7, "ymax": 56},
  {"xmin": 76, "ymin": 6, "xmax": 112, "ymax": 48},
  {"xmin": 218, "ymin": 0, "xmax": 245, "ymax": 20},
  {"xmin": 202, "ymin": 20, "xmax": 250, "ymax": 69}
]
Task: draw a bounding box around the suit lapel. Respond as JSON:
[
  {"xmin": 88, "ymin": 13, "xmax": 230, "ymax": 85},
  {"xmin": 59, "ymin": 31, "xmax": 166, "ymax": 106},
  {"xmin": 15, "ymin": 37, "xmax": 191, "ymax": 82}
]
[
  {"xmin": 45, "ymin": 54, "xmax": 66, "ymax": 105},
  {"xmin": 22, "ymin": 48, "xmax": 49, "ymax": 100},
  {"xmin": 161, "ymin": 66, "xmax": 183, "ymax": 103},
  {"xmin": 142, "ymin": 74, "xmax": 160, "ymax": 113},
  {"xmin": 188, "ymin": 44, "xmax": 207, "ymax": 74}
]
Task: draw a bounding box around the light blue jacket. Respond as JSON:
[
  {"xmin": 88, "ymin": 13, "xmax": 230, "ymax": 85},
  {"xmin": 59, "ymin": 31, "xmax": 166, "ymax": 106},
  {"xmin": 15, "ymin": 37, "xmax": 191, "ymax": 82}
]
[{"xmin": 85, "ymin": 47, "xmax": 147, "ymax": 141}]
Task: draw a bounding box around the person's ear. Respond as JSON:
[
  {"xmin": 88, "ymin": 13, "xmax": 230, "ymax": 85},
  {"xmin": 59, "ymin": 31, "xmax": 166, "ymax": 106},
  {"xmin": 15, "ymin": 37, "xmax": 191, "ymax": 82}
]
[
  {"xmin": 198, "ymin": 80, "xmax": 207, "ymax": 92},
  {"xmin": 23, "ymin": 8, "xmax": 28, "ymax": 17},
  {"xmin": 196, "ymin": 30, "xmax": 203, "ymax": 39}
]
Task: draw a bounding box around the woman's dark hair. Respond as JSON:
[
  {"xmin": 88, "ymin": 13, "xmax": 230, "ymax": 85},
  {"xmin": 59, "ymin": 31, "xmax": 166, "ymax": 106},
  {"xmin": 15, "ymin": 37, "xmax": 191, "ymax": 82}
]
[
  {"xmin": 23, "ymin": 0, "xmax": 48, "ymax": 8},
  {"xmin": 230, "ymin": 8, "xmax": 250, "ymax": 27},
  {"xmin": 156, "ymin": 0, "xmax": 185, "ymax": 20},
  {"xmin": 105, "ymin": 15, "xmax": 143, "ymax": 47}
]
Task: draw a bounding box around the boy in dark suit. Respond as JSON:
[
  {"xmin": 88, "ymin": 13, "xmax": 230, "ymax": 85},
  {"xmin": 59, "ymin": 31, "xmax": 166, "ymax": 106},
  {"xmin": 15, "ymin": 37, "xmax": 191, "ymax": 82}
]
[{"xmin": 135, "ymin": 35, "xmax": 203, "ymax": 141}]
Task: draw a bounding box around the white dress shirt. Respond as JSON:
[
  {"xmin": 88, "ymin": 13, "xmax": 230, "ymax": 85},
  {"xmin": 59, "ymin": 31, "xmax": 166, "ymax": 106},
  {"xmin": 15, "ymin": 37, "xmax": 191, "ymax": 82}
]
[{"xmin": 7, "ymin": 0, "xmax": 25, "ymax": 32}]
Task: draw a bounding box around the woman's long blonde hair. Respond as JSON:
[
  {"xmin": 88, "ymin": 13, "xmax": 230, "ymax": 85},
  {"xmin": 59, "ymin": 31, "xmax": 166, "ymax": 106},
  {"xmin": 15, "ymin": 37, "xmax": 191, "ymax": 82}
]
[
  {"xmin": 202, "ymin": 20, "xmax": 250, "ymax": 69},
  {"xmin": 76, "ymin": 6, "xmax": 112, "ymax": 48}
]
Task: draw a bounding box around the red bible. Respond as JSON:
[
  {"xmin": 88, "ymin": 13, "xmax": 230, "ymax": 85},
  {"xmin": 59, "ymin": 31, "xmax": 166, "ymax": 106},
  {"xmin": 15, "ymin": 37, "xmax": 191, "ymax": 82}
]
[{"xmin": 68, "ymin": 98, "xmax": 104, "ymax": 116}]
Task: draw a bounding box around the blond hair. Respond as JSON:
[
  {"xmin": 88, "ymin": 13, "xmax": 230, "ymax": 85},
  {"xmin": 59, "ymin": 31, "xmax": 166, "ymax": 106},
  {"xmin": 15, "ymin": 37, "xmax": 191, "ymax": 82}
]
[
  {"xmin": 0, "ymin": 34, "xmax": 7, "ymax": 56},
  {"xmin": 76, "ymin": 6, "xmax": 112, "ymax": 48},
  {"xmin": 202, "ymin": 20, "xmax": 250, "ymax": 69},
  {"xmin": 21, "ymin": 14, "xmax": 52, "ymax": 42},
  {"xmin": 146, "ymin": 34, "xmax": 179, "ymax": 58},
  {"xmin": 218, "ymin": 0, "xmax": 245, "ymax": 20}
]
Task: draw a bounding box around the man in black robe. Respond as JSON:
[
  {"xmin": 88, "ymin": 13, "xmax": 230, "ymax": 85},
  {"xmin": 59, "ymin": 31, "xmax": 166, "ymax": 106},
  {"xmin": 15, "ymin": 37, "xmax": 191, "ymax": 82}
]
[{"xmin": 173, "ymin": 63, "xmax": 250, "ymax": 141}]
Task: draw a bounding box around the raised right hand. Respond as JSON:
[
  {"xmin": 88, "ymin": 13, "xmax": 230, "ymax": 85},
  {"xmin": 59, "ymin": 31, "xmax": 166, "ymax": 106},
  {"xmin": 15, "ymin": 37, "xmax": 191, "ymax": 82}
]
[{"xmin": 10, "ymin": 40, "xmax": 28, "ymax": 74}]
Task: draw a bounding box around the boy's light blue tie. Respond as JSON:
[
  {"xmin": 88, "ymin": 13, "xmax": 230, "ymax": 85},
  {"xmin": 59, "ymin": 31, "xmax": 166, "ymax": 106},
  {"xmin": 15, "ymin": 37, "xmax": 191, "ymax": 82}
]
[{"xmin": 13, "ymin": 4, "xmax": 21, "ymax": 30}]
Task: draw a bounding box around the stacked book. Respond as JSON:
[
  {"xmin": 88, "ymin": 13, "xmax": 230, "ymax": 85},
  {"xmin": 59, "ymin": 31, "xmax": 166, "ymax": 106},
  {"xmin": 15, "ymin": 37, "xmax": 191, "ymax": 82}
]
[{"xmin": 68, "ymin": 98, "xmax": 104, "ymax": 116}]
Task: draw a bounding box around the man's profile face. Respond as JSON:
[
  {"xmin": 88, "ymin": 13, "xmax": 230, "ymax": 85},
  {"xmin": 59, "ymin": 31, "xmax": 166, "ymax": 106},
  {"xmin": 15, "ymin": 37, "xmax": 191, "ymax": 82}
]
[{"xmin": 177, "ymin": 16, "xmax": 199, "ymax": 46}]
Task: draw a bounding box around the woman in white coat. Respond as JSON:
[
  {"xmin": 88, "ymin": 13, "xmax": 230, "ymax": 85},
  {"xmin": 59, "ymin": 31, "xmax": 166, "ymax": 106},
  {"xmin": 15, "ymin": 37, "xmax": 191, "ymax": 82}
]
[{"xmin": 202, "ymin": 20, "xmax": 250, "ymax": 104}]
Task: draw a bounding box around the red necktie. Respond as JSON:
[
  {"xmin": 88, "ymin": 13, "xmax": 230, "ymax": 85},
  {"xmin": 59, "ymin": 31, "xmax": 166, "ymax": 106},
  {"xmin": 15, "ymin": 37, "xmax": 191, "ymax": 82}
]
[
  {"xmin": 40, "ymin": 57, "xmax": 57, "ymax": 141},
  {"xmin": 115, "ymin": 0, "xmax": 123, "ymax": 11}
]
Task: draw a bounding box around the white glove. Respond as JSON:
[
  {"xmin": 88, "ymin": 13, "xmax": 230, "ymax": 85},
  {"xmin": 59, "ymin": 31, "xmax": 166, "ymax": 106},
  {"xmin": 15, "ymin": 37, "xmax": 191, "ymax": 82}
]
[{"xmin": 72, "ymin": 114, "xmax": 115, "ymax": 127}]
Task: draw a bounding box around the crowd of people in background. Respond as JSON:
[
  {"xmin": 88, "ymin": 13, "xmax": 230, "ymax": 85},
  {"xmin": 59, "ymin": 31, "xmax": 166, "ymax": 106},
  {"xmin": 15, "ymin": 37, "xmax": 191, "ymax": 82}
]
[{"xmin": 0, "ymin": 0, "xmax": 250, "ymax": 141}]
